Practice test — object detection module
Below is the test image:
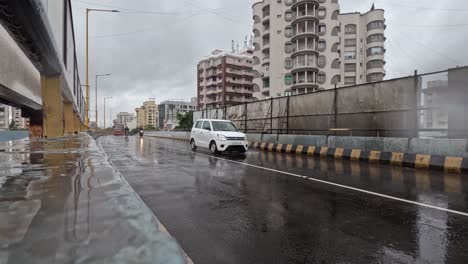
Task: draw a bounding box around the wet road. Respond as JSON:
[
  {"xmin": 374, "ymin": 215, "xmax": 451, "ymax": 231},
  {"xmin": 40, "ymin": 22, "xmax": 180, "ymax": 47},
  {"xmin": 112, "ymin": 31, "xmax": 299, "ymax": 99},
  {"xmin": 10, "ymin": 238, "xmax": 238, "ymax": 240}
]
[
  {"xmin": 99, "ymin": 135, "xmax": 468, "ymax": 264},
  {"xmin": 0, "ymin": 135, "xmax": 189, "ymax": 264}
]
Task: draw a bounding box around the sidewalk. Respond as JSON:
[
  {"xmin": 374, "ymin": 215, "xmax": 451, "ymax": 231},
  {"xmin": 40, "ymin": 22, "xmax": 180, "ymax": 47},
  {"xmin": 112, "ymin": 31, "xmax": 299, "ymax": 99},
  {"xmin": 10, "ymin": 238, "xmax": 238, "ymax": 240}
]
[{"xmin": 0, "ymin": 133, "xmax": 191, "ymax": 264}]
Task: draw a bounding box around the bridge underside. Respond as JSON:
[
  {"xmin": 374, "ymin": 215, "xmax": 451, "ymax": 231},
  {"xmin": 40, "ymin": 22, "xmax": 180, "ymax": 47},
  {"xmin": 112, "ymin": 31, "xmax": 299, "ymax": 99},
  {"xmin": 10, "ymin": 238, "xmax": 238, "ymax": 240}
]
[{"xmin": 0, "ymin": 0, "xmax": 86, "ymax": 138}]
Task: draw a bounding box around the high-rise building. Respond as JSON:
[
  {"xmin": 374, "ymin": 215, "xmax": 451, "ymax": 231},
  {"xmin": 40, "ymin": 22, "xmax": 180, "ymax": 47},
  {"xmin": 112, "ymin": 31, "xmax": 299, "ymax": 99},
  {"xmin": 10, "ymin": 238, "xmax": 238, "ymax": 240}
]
[
  {"xmin": 0, "ymin": 104, "xmax": 10, "ymax": 131},
  {"xmin": 12, "ymin": 107, "xmax": 29, "ymax": 129},
  {"xmin": 135, "ymin": 100, "xmax": 158, "ymax": 129},
  {"xmin": 197, "ymin": 49, "xmax": 255, "ymax": 109},
  {"xmin": 158, "ymin": 100, "xmax": 197, "ymax": 130},
  {"xmin": 251, "ymin": 0, "xmax": 385, "ymax": 99}
]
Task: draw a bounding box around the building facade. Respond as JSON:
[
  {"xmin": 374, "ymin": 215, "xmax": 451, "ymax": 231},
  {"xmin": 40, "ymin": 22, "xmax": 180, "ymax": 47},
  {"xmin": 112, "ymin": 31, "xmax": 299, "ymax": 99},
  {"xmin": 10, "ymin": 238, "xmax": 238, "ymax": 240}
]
[
  {"xmin": 0, "ymin": 104, "xmax": 10, "ymax": 131},
  {"xmin": 135, "ymin": 100, "xmax": 158, "ymax": 129},
  {"xmin": 12, "ymin": 107, "xmax": 29, "ymax": 129},
  {"xmin": 252, "ymin": 0, "xmax": 385, "ymax": 99},
  {"xmin": 158, "ymin": 100, "xmax": 197, "ymax": 130},
  {"xmin": 197, "ymin": 49, "xmax": 254, "ymax": 109},
  {"xmin": 420, "ymin": 80, "xmax": 448, "ymax": 137}
]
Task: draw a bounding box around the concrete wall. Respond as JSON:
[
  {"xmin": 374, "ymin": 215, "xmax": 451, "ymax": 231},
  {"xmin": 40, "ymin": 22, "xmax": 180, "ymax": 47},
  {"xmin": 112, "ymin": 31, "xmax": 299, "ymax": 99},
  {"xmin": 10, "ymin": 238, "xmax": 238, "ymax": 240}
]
[
  {"xmin": 409, "ymin": 138, "xmax": 468, "ymax": 158},
  {"xmin": 148, "ymin": 131, "xmax": 468, "ymax": 158},
  {"xmin": 0, "ymin": 131, "xmax": 29, "ymax": 142}
]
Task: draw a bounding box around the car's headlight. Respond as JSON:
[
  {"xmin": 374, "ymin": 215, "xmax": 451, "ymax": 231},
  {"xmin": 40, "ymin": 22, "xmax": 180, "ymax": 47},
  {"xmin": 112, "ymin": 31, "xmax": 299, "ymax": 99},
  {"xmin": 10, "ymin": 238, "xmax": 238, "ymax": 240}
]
[{"xmin": 217, "ymin": 134, "xmax": 227, "ymax": 141}]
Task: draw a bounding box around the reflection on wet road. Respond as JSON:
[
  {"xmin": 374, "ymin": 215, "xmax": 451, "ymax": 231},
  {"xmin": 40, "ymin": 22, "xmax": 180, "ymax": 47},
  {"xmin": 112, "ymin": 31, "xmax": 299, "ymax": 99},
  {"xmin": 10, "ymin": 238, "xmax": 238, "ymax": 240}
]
[
  {"xmin": 0, "ymin": 134, "xmax": 189, "ymax": 264},
  {"xmin": 99, "ymin": 135, "xmax": 468, "ymax": 264}
]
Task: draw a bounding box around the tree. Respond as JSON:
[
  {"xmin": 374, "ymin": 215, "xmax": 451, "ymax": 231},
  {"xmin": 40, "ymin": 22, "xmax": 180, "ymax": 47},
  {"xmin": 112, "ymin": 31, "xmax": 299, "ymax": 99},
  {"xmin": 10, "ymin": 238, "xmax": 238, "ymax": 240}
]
[
  {"xmin": 9, "ymin": 120, "xmax": 16, "ymax": 130},
  {"xmin": 176, "ymin": 111, "xmax": 193, "ymax": 131}
]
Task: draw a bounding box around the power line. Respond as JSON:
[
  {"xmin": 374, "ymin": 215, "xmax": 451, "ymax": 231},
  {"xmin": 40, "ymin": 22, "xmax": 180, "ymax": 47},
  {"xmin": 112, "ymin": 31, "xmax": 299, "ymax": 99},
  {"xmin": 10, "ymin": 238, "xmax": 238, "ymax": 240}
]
[
  {"xmin": 374, "ymin": 0, "xmax": 468, "ymax": 12},
  {"xmin": 73, "ymin": 0, "xmax": 225, "ymax": 16},
  {"xmin": 91, "ymin": 14, "xmax": 200, "ymax": 39},
  {"xmin": 394, "ymin": 23, "xmax": 468, "ymax": 28},
  {"xmin": 394, "ymin": 31, "xmax": 460, "ymax": 65}
]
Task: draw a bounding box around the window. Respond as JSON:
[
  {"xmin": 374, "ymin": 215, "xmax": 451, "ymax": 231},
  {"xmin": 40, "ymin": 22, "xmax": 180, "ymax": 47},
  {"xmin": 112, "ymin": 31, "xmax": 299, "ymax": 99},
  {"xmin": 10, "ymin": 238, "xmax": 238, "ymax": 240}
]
[
  {"xmin": 344, "ymin": 76, "xmax": 356, "ymax": 85},
  {"xmin": 284, "ymin": 57, "xmax": 293, "ymax": 69},
  {"xmin": 331, "ymin": 75, "xmax": 341, "ymax": 85},
  {"xmin": 367, "ymin": 34, "xmax": 385, "ymax": 44},
  {"xmin": 285, "ymin": 42, "xmax": 294, "ymax": 53},
  {"xmin": 277, "ymin": 14, "xmax": 282, "ymax": 18},
  {"xmin": 318, "ymin": 24, "xmax": 326, "ymax": 34},
  {"xmin": 367, "ymin": 20, "xmax": 385, "ymax": 31},
  {"xmin": 367, "ymin": 73, "xmax": 384, "ymax": 82},
  {"xmin": 344, "ymin": 51, "xmax": 356, "ymax": 60},
  {"xmin": 317, "ymin": 72, "xmax": 326, "ymax": 84},
  {"xmin": 317, "ymin": 40, "xmax": 326, "ymax": 51},
  {"xmin": 367, "ymin": 47, "xmax": 384, "ymax": 56},
  {"xmin": 202, "ymin": 121, "xmax": 211, "ymax": 130},
  {"xmin": 367, "ymin": 60, "xmax": 384, "ymax": 69},
  {"xmin": 212, "ymin": 121, "xmax": 239, "ymax": 132},
  {"xmin": 344, "ymin": 38, "xmax": 357, "ymax": 47},
  {"xmin": 331, "ymin": 26, "xmax": 340, "ymax": 36},
  {"xmin": 318, "ymin": 55, "xmax": 326, "ymax": 68},
  {"xmin": 344, "ymin": 63, "xmax": 356, "ymax": 72},
  {"xmin": 263, "ymin": 78, "xmax": 270, "ymax": 88},
  {"xmin": 331, "ymin": 10, "xmax": 339, "ymax": 20},
  {"xmin": 318, "ymin": 8, "xmax": 326, "ymax": 19},
  {"xmin": 284, "ymin": 26, "xmax": 293, "ymax": 37},
  {"xmin": 285, "ymin": 0, "xmax": 293, "ymax": 5},
  {"xmin": 331, "ymin": 42, "xmax": 339, "ymax": 52},
  {"xmin": 331, "ymin": 59, "xmax": 340, "ymax": 69},
  {"xmin": 345, "ymin": 24, "xmax": 356, "ymax": 34},
  {"xmin": 277, "ymin": 30, "xmax": 282, "ymax": 34},
  {"xmin": 285, "ymin": 11, "xmax": 293, "ymax": 22}
]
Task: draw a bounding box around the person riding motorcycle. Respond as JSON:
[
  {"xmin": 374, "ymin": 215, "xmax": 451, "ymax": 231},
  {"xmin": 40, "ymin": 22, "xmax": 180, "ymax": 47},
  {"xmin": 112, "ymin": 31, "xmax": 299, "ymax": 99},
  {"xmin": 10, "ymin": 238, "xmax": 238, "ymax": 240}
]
[{"xmin": 139, "ymin": 128, "xmax": 144, "ymax": 137}]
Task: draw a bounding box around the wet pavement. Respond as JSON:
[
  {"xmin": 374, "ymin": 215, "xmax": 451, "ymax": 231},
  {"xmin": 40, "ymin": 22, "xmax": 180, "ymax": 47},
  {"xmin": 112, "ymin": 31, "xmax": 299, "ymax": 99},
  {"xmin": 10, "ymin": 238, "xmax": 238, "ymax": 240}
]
[
  {"xmin": 0, "ymin": 134, "xmax": 190, "ymax": 264},
  {"xmin": 99, "ymin": 135, "xmax": 468, "ymax": 264}
]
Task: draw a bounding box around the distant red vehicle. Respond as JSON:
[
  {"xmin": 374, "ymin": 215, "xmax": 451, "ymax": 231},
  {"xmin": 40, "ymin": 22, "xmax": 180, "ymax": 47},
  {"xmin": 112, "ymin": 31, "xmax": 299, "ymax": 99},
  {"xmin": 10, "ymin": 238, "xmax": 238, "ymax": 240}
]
[{"xmin": 113, "ymin": 124, "xmax": 125, "ymax": 136}]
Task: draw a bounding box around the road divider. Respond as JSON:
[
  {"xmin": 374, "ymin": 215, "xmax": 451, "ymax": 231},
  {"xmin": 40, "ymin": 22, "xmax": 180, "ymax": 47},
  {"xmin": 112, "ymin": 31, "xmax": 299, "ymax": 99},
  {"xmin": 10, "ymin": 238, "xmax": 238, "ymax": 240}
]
[{"xmin": 251, "ymin": 142, "xmax": 468, "ymax": 173}]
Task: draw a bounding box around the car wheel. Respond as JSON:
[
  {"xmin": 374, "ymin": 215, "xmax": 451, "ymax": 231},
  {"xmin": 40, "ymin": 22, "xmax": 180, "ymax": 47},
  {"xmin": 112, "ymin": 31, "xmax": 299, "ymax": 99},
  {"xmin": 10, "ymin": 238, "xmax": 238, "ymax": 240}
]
[
  {"xmin": 209, "ymin": 141, "xmax": 218, "ymax": 154},
  {"xmin": 190, "ymin": 139, "xmax": 197, "ymax": 151}
]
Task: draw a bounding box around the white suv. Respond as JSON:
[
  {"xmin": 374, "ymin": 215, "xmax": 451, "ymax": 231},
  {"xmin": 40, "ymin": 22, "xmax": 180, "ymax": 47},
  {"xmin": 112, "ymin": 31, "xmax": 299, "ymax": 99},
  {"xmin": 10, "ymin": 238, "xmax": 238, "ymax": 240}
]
[{"xmin": 190, "ymin": 119, "xmax": 248, "ymax": 154}]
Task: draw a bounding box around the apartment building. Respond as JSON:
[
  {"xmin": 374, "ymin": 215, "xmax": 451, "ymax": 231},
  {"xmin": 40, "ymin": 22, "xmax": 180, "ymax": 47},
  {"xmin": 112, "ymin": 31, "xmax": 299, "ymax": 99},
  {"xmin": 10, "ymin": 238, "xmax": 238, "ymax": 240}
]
[
  {"xmin": 12, "ymin": 107, "xmax": 29, "ymax": 129},
  {"xmin": 197, "ymin": 49, "xmax": 254, "ymax": 109},
  {"xmin": 0, "ymin": 104, "xmax": 9, "ymax": 131},
  {"xmin": 252, "ymin": 0, "xmax": 385, "ymax": 99},
  {"xmin": 135, "ymin": 100, "xmax": 158, "ymax": 129},
  {"xmin": 158, "ymin": 100, "xmax": 197, "ymax": 130}
]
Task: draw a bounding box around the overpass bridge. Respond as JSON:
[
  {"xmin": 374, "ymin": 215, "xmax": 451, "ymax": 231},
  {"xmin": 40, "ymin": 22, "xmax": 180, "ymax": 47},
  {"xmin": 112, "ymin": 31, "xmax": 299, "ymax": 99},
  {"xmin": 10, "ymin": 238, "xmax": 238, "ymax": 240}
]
[{"xmin": 0, "ymin": 0, "xmax": 86, "ymax": 138}]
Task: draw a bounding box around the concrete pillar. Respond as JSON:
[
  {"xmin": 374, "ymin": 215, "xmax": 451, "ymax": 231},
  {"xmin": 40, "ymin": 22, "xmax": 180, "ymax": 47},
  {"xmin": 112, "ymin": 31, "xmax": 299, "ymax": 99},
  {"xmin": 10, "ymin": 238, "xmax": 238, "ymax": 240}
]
[
  {"xmin": 63, "ymin": 103, "xmax": 75, "ymax": 135},
  {"xmin": 74, "ymin": 114, "xmax": 80, "ymax": 133},
  {"xmin": 41, "ymin": 76, "xmax": 64, "ymax": 138}
]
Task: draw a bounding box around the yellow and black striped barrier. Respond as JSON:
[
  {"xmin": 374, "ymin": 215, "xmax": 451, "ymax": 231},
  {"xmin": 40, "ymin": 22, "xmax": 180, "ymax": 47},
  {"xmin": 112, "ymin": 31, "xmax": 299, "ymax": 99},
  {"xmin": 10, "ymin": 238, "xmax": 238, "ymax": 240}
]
[{"xmin": 251, "ymin": 142, "xmax": 468, "ymax": 173}]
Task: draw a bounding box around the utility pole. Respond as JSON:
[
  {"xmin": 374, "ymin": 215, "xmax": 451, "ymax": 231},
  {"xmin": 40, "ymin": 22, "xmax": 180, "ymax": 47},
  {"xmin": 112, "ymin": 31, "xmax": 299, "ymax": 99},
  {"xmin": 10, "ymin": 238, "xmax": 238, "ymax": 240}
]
[{"xmin": 103, "ymin": 96, "xmax": 112, "ymax": 129}]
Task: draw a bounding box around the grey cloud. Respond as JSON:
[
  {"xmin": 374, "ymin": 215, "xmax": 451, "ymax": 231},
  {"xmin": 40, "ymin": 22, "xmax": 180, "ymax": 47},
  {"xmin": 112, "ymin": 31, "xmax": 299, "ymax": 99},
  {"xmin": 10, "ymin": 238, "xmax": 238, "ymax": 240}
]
[{"xmin": 71, "ymin": 0, "xmax": 468, "ymax": 125}]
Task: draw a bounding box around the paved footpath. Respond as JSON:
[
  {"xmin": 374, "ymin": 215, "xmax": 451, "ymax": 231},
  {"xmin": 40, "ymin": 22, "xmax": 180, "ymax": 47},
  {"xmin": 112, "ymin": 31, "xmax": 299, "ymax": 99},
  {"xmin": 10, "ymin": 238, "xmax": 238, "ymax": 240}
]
[
  {"xmin": 0, "ymin": 134, "xmax": 190, "ymax": 264},
  {"xmin": 100, "ymin": 135, "xmax": 468, "ymax": 264}
]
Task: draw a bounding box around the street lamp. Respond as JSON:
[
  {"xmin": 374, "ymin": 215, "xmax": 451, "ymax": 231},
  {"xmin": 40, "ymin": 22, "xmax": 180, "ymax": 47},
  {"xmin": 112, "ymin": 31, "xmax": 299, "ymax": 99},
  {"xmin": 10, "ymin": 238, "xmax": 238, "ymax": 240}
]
[
  {"xmin": 95, "ymin": 73, "xmax": 111, "ymax": 130},
  {"xmin": 85, "ymin": 8, "xmax": 119, "ymax": 128},
  {"xmin": 103, "ymin": 96, "xmax": 112, "ymax": 129}
]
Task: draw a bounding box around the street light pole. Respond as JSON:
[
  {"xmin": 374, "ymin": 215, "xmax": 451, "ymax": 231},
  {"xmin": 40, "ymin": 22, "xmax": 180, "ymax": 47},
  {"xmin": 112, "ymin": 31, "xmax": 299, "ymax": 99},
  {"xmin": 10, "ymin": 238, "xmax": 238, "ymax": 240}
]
[
  {"xmin": 104, "ymin": 96, "xmax": 112, "ymax": 129},
  {"xmin": 95, "ymin": 74, "xmax": 110, "ymax": 130},
  {"xmin": 85, "ymin": 8, "xmax": 119, "ymax": 129}
]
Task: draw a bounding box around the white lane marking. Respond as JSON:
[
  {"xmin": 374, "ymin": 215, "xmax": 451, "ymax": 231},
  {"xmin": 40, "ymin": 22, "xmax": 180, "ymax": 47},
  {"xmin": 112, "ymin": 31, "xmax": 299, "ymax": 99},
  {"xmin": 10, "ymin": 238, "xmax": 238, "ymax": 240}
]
[{"xmin": 158, "ymin": 142, "xmax": 468, "ymax": 218}]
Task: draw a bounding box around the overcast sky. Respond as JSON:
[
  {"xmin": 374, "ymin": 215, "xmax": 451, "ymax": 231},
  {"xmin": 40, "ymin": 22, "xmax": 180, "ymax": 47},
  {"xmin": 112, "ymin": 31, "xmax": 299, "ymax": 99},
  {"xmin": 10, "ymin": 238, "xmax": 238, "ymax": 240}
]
[{"xmin": 71, "ymin": 0, "xmax": 468, "ymax": 125}]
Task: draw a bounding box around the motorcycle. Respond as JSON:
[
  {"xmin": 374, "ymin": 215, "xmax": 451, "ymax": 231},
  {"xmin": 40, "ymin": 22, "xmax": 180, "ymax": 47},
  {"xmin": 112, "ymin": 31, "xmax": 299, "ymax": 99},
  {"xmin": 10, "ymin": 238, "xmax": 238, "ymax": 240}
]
[{"xmin": 139, "ymin": 130, "xmax": 144, "ymax": 137}]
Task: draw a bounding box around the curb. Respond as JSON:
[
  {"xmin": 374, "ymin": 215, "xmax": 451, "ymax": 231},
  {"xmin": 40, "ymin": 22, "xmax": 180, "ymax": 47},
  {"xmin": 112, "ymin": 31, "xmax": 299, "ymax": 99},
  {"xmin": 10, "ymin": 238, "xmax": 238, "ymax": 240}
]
[{"xmin": 251, "ymin": 142, "xmax": 468, "ymax": 173}]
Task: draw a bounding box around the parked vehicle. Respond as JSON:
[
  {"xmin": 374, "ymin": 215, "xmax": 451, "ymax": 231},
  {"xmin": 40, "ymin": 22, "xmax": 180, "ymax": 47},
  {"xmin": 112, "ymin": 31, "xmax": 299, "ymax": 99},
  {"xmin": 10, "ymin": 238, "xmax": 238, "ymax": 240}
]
[
  {"xmin": 190, "ymin": 119, "xmax": 248, "ymax": 154},
  {"xmin": 113, "ymin": 124, "xmax": 124, "ymax": 136}
]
